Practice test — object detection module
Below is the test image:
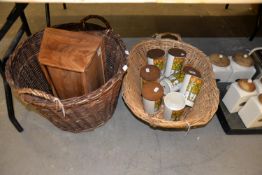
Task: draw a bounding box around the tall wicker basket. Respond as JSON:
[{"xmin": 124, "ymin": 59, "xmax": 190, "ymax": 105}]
[
  {"xmin": 122, "ymin": 38, "xmax": 219, "ymax": 129},
  {"xmin": 5, "ymin": 15, "xmax": 127, "ymax": 133}
]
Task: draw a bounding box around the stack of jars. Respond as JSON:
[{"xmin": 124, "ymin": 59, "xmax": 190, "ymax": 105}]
[{"xmin": 140, "ymin": 48, "xmax": 203, "ymax": 121}]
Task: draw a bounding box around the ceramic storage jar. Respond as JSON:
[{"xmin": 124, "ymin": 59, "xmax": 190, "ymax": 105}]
[
  {"xmin": 253, "ymin": 78, "xmax": 262, "ymax": 94},
  {"xmin": 239, "ymin": 94, "xmax": 262, "ymax": 128},
  {"xmin": 209, "ymin": 53, "xmax": 232, "ymax": 82},
  {"xmin": 142, "ymin": 82, "xmax": 164, "ymax": 115},
  {"xmin": 147, "ymin": 48, "xmax": 166, "ymax": 74},
  {"xmin": 222, "ymin": 79, "xmax": 257, "ymax": 113},
  {"xmin": 140, "ymin": 65, "xmax": 161, "ymax": 88},
  {"xmin": 228, "ymin": 53, "xmax": 256, "ymax": 82}
]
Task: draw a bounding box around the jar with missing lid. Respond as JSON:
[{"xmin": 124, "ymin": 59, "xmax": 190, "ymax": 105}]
[
  {"xmin": 142, "ymin": 82, "xmax": 164, "ymax": 115},
  {"xmin": 228, "ymin": 53, "xmax": 256, "ymax": 82},
  {"xmin": 180, "ymin": 65, "xmax": 203, "ymax": 107},
  {"xmin": 147, "ymin": 48, "xmax": 166, "ymax": 74},
  {"xmin": 239, "ymin": 94, "xmax": 262, "ymax": 128},
  {"xmin": 209, "ymin": 53, "xmax": 232, "ymax": 82},
  {"xmin": 222, "ymin": 79, "xmax": 257, "ymax": 113},
  {"xmin": 164, "ymin": 48, "xmax": 186, "ymax": 78},
  {"xmin": 163, "ymin": 92, "xmax": 185, "ymax": 121},
  {"xmin": 140, "ymin": 65, "xmax": 161, "ymax": 89}
]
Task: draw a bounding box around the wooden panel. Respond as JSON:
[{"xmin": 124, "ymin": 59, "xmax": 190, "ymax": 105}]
[{"xmin": 47, "ymin": 67, "xmax": 84, "ymax": 99}]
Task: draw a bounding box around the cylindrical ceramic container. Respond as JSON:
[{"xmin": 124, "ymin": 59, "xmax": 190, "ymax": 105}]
[
  {"xmin": 147, "ymin": 48, "xmax": 166, "ymax": 74},
  {"xmin": 163, "ymin": 92, "xmax": 185, "ymax": 121},
  {"xmin": 180, "ymin": 66, "xmax": 203, "ymax": 107},
  {"xmin": 140, "ymin": 65, "xmax": 161, "ymax": 89},
  {"xmin": 142, "ymin": 82, "xmax": 164, "ymax": 115},
  {"xmin": 164, "ymin": 48, "xmax": 186, "ymax": 78}
]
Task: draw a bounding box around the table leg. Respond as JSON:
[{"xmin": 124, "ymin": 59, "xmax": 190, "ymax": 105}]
[
  {"xmin": 0, "ymin": 3, "xmax": 31, "ymax": 132},
  {"xmin": 20, "ymin": 12, "xmax": 31, "ymax": 36}
]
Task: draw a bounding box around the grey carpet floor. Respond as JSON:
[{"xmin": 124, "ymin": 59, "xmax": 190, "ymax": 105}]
[{"xmin": 1, "ymin": 37, "xmax": 262, "ymax": 175}]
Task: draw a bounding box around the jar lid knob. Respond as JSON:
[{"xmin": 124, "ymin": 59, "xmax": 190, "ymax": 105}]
[
  {"xmin": 154, "ymin": 87, "xmax": 159, "ymax": 93},
  {"xmin": 146, "ymin": 68, "xmax": 150, "ymax": 73},
  {"xmin": 219, "ymin": 54, "xmax": 223, "ymax": 58},
  {"xmin": 244, "ymin": 54, "xmax": 248, "ymax": 58}
]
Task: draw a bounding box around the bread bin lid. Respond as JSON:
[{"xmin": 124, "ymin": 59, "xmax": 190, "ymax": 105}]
[{"xmin": 38, "ymin": 27, "xmax": 103, "ymax": 73}]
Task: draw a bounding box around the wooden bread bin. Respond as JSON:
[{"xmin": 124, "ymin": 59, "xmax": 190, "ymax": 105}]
[{"xmin": 38, "ymin": 28, "xmax": 105, "ymax": 99}]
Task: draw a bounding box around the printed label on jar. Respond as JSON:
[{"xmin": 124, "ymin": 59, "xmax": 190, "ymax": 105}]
[
  {"xmin": 171, "ymin": 57, "xmax": 185, "ymax": 74},
  {"xmin": 154, "ymin": 99, "xmax": 162, "ymax": 112},
  {"xmin": 171, "ymin": 108, "xmax": 184, "ymax": 121},
  {"xmin": 185, "ymin": 76, "xmax": 203, "ymax": 104},
  {"xmin": 153, "ymin": 57, "xmax": 165, "ymax": 71},
  {"xmin": 170, "ymin": 72, "xmax": 185, "ymax": 84}
]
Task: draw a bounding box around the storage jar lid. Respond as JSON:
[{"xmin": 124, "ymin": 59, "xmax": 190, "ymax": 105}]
[
  {"xmin": 164, "ymin": 92, "xmax": 185, "ymax": 110},
  {"xmin": 237, "ymin": 79, "xmax": 256, "ymax": 92},
  {"xmin": 140, "ymin": 65, "xmax": 160, "ymax": 81},
  {"xmin": 183, "ymin": 65, "xmax": 201, "ymax": 78},
  {"xmin": 209, "ymin": 53, "xmax": 230, "ymax": 67},
  {"xmin": 168, "ymin": 48, "xmax": 187, "ymax": 57},
  {"xmin": 233, "ymin": 53, "xmax": 254, "ymax": 67},
  {"xmin": 258, "ymin": 94, "xmax": 262, "ymax": 104},
  {"xmin": 147, "ymin": 49, "xmax": 165, "ymax": 59},
  {"xmin": 142, "ymin": 82, "xmax": 164, "ymax": 101}
]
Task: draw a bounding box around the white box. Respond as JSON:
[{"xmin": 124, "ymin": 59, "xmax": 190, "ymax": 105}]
[
  {"xmin": 212, "ymin": 64, "xmax": 232, "ymax": 82},
  {"xmin": 239, "ymin": 96, "xmax": 262, "ymax": 128},
  {"xmin": 254, "ymin": 78, "xmax": 262, "ymax": 94},
  {"xmin": 227, "ymin": 56, "xmax": 256, "ymax": 82},
  {"xmin": 222, "ymin": 82, "xmax": 257, "ymax": 113}
]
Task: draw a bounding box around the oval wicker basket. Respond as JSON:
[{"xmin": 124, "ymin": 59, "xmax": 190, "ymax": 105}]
[
  {"xmin": 122, "ymin": 39, "xmax": 219, "ymax": 129},
  {"xmin": 5, "ymin": 15, "xmax": 127, "ymax": 133}
]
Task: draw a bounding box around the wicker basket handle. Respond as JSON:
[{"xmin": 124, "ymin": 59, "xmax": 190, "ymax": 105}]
[
  {"xmin": 16, "ymin": 88, "xmax": 66, "ymax": 117},
  {"xmin": 81, "ymin": 15, "xmax": 112, "ymax": 29},
  {"xmin": 152, "ymin": 32, "xmax": 182, "ymax": 41},
  {"xmin": 16, "ymin": 88, "xmax": 54, "ymax": 101}
]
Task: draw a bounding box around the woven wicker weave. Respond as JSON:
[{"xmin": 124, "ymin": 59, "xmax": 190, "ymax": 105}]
[
  {"xmin": 122, "ymin": 39, "xmax": 219, "ymax": 129},
  {"xmin": 5, "ymin": 15, "xmax": 127, "ymax": 133}
]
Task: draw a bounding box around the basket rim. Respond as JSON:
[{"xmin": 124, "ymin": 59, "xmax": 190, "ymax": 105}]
[
  {"xmin": 122, "ymin": 38, "xmax": 220, "ymax": 129},
  {"xmin": 5, "ymin": 26, "xmax": 127, "ymax": 107}
]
